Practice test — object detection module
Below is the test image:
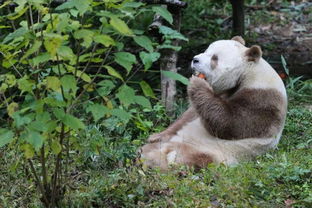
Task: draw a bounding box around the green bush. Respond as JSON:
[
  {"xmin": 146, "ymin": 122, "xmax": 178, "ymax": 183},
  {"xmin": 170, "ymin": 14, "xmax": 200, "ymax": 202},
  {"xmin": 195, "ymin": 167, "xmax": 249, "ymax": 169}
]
[{"xmin": 0, "ymin": 0, "xmax": 185, "ymax": 206}]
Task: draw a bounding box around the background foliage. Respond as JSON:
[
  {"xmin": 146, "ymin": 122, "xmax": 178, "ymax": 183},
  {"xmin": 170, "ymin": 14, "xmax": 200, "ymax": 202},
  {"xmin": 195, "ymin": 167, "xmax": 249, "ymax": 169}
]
[{"xmin": 0, "ymin": 0, "xmax": 311, "ymax": 207}]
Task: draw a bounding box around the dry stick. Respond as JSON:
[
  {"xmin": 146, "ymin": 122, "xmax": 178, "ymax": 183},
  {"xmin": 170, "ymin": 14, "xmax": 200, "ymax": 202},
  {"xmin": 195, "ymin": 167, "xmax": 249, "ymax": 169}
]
[{"xmin": 28, "ymin": 160, "xmax": 49, "ymax": 206}]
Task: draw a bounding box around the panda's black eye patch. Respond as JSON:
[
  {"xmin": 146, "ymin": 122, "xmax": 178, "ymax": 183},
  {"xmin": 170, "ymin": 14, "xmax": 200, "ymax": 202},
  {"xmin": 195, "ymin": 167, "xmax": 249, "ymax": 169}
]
[{"xmin": 211, "ymin": 54, "xmax": 218, "ymax": 61}]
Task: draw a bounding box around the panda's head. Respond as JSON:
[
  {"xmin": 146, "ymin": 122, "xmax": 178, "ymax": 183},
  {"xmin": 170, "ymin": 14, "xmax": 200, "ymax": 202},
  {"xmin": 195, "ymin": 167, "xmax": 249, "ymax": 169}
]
[{"xmin": 191, "ymin": 36, "xmax": 262, "ymax": 93}]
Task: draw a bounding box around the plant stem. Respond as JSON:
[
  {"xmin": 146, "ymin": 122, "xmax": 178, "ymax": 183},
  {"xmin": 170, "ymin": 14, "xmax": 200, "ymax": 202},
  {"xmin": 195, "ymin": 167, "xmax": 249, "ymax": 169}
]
[{"xmin": 28, "ymin": 160, "xmax": 49, "ymax": 206}]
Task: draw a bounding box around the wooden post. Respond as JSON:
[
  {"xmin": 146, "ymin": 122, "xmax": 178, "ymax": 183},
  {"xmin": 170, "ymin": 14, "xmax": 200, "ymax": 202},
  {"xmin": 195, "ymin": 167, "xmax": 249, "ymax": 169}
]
[
  {"xmin": 229, "ymin": 0, "xmax": 245, "ymax": 36},
  {"xmin": 144, "ymin": 0, "xmax": 187, "ymax": 115},
  {"xmin": 160, "ymin": 7, "xmax": 182, "ymax": 116}
]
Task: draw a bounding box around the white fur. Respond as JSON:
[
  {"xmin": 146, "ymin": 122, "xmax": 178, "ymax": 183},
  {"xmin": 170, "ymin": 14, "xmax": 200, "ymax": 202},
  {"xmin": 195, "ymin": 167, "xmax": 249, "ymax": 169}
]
[
  {"xmin": 169, "ymin": 118, "xmax": 282, "ymax": 166},
  {"xmin": 192, "ymin": 40, "xmax": 246, "ymax": 93},
  {"xmin": 142, "ymin": 39, "xmax": 287, "ymax": 168}
]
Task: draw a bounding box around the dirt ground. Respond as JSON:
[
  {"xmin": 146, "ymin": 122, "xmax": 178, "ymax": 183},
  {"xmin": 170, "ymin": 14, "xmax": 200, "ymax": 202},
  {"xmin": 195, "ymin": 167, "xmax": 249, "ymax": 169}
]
[
  {"xmin": 178, "ymin": 1, "xmax": 312, "ymax": 79},
  {"xmin": 248, "ymin": 1, "xmax": 312, "ymax": 78}
]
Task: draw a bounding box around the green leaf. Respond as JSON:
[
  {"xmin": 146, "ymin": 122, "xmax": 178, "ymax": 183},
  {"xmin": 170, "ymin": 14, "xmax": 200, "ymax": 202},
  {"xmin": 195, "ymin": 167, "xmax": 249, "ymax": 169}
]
[
  {"xmin": 62, "ymin": 114, "xmax": 85, "ymax": 130},
  {"xmin": 8, "ymin": 6, "xmax": 28, "ymax": 20},
  {"xmin": 51, "ymin": 140, "xmax": 62, "ymax": 155},
  {"xmin": 111, "ymin": 109, "xmax": 132, "ymax": 122},
  {"xmin": 110, "ymin": 17, "xmax": 133, "ymax": 36},
  {"xmin": 3, "ymin": 27, "xmax": 27, "ymax": 44},
  {"xmin": 74, "ymin": 29, "xmax": 94, "ymax": 48},
  {"xmin": 281, "ymin": 55, "xmax": 289, "ymax": 76},
  {"xmin": 17, "ymin": 76, "xmax": 34, "ymax": 93},
  {"xmin": 21, "ymin": 144, "xmax": 35, "ymax": 159},
  {"xmin": 139, "ymin": 81, "xmax": 156, "ymax": 99},
  {"xmin": 44, "ymin": 34, "xmax": 63, "ymax": 57},
  {"xmin": 139, "ymin": 51, "xmax": 160, "ymax": 70},
  {"xmin": 161, "ymin": 70, "xmax": 189, "ymax": 85},
  {"xmin": 152, "ymin": 6, "xmax": 173, "ymax": 24},
  {"xmin": 12, "ymin": 112, "xmax": 32, "ymax": 128},
  {"xmin": 94, "ymin": 34, "xmax": 115, "ymax": 47},
  {"xmin": 86, "ymin": 104, "xmax": 109, "ymax": 122},
  {"xmin": 114, "ymin": 52, "xmax": 137, "ymax": 74},
  {"xmin": 32, "ymin": 53, "xmax": 50, "ymax": 66},
  {"xmin": 76, "ymin": 70, "xmax": 91, "ymax": 83},
  {"xmin": 61, "ymin": 75, "xmax": 78, "ymax": 96},
  {"xmin": 134, "ymin": 96, "xmax": 152, "ymax": 109},
  {"xmin": 55, "ymin": 1, "xmax": 74, "ymax": 10},
  {"xmin": 46, "ymin": 76, "xmax": 61, "ymax": 92},
  {"xmin": 27, "ymin": 130, "xmax": 44, "ymax": 151},
  {"xmin": 97, "ymin": 80, "xmax": 115, "ymax": 97},
  {"xmin": 56, "ymin": 0, "xmax": 90, "ymax": 14},
  {"xmin": 105, "ymin": 65, "xmax": 124, "ymax": 81},
  {"xmin": 116, "ymin": 85, "xmax": 136, "ymax": 107},
  {"xmin": 57, "ymin": 46, "xmax": 75, "ymax": 61},
  {"xmin": 28, "ymin": 120, "xmax": 48, "ymax": 132},
  {"xmin": 21, "ymin": 40, "xmax": 42, "ymax": 60},
  {"xmin": 123, "ymin": 2, "xmax": 144, "ymax": 8},
  {"xmin": 133, "ymin": 36, "xmax": 153, "ymax": 52},
  {"xmin": 0, "ymin": 128, "xmax": 14, "ymax": 148},
  {"xmin": 72, "ymin": 0, "xmax": 91, "ymax": 15},
  {"xmin": 159, "ymin": 26, "xmax": 188, "ymax": 41},
  {"xmin": 7, "ymin": 102, "xmax": 19, "ymax": 117},
  {"xmin": 53, "ymin": 108, "xmax": 65, "ymax": 120}
]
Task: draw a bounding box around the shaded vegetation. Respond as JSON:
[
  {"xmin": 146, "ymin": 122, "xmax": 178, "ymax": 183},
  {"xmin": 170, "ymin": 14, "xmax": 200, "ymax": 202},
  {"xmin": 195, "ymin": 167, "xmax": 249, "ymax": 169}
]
[{"xmin": 0, "ymin": 0, "xmax": 311, "ymax": 207}]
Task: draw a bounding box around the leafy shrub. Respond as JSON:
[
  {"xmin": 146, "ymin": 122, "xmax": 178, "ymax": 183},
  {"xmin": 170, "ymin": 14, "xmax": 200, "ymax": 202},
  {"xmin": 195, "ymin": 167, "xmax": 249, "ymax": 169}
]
[{"xmin": 0, "ymin": 0, "xmax": 185, "ymax": 206}]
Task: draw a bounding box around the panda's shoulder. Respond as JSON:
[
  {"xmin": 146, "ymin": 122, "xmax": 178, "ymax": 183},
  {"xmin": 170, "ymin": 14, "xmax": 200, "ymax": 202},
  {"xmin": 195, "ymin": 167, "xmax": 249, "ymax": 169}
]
[{"xmin": 230, "ymin": 88, "xmax": 285, "ymax": 108}]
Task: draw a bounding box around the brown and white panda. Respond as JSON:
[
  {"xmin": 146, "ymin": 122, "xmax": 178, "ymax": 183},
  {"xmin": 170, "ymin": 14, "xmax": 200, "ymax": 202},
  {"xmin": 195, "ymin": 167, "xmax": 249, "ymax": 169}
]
[{"xmin": 139, "ymin": 36, "xmax": 287, "ymax": 170}]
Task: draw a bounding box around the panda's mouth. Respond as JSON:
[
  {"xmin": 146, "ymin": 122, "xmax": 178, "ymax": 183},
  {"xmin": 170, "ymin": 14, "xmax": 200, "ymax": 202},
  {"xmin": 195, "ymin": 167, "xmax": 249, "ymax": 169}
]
[{"xmin": 194, "ymin": 71, "xmax": 207, "ymax": 80}]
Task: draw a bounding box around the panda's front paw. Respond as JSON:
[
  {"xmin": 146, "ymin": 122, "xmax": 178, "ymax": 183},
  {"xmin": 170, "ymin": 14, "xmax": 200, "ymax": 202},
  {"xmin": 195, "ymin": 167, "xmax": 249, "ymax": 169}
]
[{"xmin": 187, "ymin": 76, "xmax": 213, "ymax": 99}]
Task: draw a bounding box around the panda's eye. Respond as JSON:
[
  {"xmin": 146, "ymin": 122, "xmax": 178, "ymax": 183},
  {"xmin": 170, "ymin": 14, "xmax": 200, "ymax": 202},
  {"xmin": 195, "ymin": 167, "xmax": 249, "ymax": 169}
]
[
  {"xmin": 210, "ymin": 54, "xmax": 218, "ymax": 69},
  {"xmin": 211, "ymin": 54, "xmax": 218, "ymax": 61}
]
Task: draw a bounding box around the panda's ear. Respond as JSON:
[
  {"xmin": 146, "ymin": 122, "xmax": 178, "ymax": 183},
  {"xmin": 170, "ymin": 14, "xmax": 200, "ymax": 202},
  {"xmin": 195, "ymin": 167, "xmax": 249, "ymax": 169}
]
[
  {"xmin": 231, "ymin": 36, "xmax": 245, "ymax": 45},
  {"xmin": 245, "ymin": 45, "xmax": 262, "ymax": 62}
]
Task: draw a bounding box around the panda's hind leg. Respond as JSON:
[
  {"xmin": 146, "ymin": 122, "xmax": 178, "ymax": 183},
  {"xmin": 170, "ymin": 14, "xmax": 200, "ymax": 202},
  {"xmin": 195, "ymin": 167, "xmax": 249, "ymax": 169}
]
[
  {"xmin": 139, "ymin": 141, "xmax": 214, "ymax": 170},
  {"xmin": 169, "ymin": 142, "xmax": 214, "ymax": 169}
]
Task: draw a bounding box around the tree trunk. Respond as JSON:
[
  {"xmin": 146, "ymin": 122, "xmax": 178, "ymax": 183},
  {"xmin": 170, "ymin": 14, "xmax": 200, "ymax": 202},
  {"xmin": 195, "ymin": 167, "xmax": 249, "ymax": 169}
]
[
  {"xmin": 160, "ymin": 7, "xmax": 181, "ymax": 116},
  {"xmin": 230, "ymin": 0, "xmax": 245, "ymax": 36}
]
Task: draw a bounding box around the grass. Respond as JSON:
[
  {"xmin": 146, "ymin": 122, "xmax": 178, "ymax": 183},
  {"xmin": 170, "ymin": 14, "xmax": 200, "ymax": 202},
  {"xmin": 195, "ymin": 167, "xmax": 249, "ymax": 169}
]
[
  {"xmin": 1, "ymin": 81, "xmax": 311, "ymax": 208},
  {"xmin": 63, "ymin": 95, "xmax": 312, "ymax": 208}
]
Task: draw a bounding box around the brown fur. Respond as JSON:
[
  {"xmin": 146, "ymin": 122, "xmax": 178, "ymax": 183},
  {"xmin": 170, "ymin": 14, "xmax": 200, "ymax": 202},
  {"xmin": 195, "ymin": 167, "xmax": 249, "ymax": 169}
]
[
  {"xmin": 231, "ymin": 36, "xmax": 246, "ymax": 45},
  {"xmin": 141, "ymin": 142, "xmax": 214, "ymax": 169},
  {"xmin": 245, "ymin": 45, "xmax": 262, "ymax": 62},
  {"xmin": 187, "ymin": 76, "xmax": 287, "ymax": 140},
  {"xmin": 210, "ymin": 54, "xmax": 218, "ymax": 69},
  {"xmin": 148, "ymin": 107, "xmax": 197, "ymax": 143},
  {"xmin": 141, "ymin": 37, "xmax": 287, "ymax": 170}
]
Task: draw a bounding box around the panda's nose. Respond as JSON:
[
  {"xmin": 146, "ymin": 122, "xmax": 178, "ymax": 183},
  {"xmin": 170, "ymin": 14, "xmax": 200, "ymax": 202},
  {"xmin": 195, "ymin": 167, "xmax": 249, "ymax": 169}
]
[{"xmin": 192, "ymin": 58, "xmax": 199, "ymax": 64}]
